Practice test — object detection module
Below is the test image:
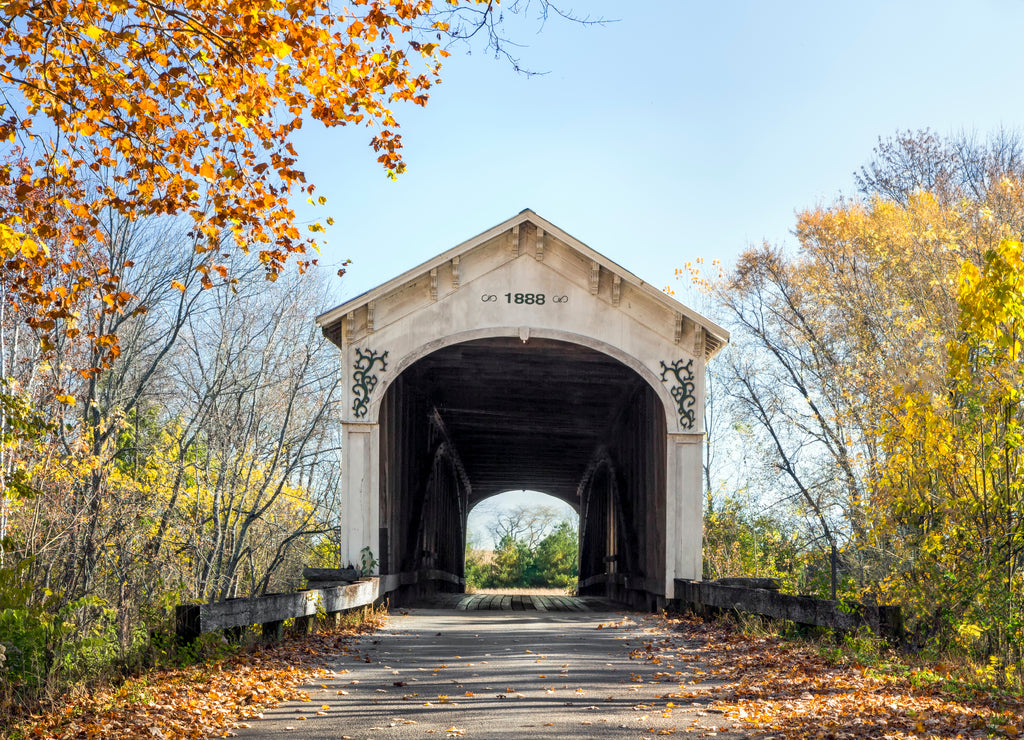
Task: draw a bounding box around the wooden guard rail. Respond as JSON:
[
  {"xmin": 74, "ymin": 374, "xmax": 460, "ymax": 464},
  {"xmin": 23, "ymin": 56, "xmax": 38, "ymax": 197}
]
[
  {"xmin": 675, "ymin": 578, "xmax": 903, "ymax": 642},
  {"xmin": 176, "ymin": 578, "xmax": 379, "ymax": 643}
]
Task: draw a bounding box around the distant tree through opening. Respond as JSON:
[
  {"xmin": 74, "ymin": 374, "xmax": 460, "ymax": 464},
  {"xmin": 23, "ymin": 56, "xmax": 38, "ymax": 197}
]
[{"xmin": 465, "ymin": 491, "xmax": 579, "ymax": 592}]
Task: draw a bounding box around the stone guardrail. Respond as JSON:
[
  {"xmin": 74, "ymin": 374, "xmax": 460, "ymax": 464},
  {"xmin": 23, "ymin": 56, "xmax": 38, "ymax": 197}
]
[
  {"xmin": 175, "ymin": 577, "xmax": 379, "ymax": 643},
  {"xmin": 674, "ymin": 578, "xmax": 903, "ymax": 642}
]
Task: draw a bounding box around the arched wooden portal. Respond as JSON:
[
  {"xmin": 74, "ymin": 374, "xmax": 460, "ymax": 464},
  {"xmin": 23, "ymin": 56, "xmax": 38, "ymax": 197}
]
[{"xmin": 316, "ymin": 210, "xmax": 728, "ymax": 608}]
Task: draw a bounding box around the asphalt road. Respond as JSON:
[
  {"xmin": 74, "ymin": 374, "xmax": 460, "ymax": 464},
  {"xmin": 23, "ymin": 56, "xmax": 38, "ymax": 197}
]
[{"xmin": 233, "ymin": 607, "xmax": 748, "ymax": 739}]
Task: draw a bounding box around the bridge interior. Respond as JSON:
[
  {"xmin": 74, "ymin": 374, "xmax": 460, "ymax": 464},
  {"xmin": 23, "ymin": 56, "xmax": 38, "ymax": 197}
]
[{"xmin": 377, "ymin": 337, "xmax": 668, "ymax": 607}]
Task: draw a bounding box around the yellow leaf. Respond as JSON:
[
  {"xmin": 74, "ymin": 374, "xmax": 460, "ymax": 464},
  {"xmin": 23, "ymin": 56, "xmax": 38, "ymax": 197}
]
[{"xmin": 84, "ymin": 25, "xmax": 104, "ymax": 41}]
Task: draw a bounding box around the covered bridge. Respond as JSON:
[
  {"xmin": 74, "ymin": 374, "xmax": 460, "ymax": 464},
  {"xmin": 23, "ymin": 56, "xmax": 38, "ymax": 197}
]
[{"xmin": 316, "ymin": 210, "xmax": 728, "ymax": 608}]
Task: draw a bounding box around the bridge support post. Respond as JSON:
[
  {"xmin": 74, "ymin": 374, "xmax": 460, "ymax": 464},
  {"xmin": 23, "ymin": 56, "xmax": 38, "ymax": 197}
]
[
  {"xmin": 666, "ymin": 434, "xmax": 704, "ymax": 595},
  {"xmin": 341, "ymin": 422, "xmax": 380, "ymax": 572}
]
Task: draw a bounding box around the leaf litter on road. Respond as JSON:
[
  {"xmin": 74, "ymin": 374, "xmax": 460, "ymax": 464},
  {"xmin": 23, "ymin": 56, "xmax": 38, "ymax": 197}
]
[
  {"xmin": 10, "ymin": 613, "xmax": 385, "ymax": 739},
  {"xmin": 645, "ymin": 614, "xmax": 1024, "ymax": 739}
]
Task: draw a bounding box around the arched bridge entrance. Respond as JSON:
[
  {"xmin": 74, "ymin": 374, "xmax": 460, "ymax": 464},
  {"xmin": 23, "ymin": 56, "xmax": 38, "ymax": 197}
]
[{"xmin": 316, "ymin": 210, "xmax": 728, "ymax": 608}]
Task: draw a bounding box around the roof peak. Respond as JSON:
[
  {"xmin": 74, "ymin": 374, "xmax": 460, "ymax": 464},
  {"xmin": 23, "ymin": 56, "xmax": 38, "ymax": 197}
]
[{"xmin": 314, "ymin": 210, "xmax": 728, "ymax": 357}]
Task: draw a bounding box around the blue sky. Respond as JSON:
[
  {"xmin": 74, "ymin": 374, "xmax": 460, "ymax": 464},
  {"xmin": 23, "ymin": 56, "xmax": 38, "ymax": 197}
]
[
  {"xmin": 293, "ymin": 1, "xmax": 1024, "ymax": 536},
  {"xmin": 296, "ymin": 1, "xmax": 1024, "ymax": 306}
]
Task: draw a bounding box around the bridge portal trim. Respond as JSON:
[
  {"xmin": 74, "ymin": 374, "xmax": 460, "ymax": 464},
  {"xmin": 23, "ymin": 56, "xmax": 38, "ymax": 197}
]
[{"xmin": 316, "ymin": 210, "xmax": 728, "ymax": 605}]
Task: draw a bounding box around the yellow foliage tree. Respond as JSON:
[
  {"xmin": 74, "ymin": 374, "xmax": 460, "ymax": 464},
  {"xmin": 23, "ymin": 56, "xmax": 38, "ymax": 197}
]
[
  {"xmin": 715, "ymin": 163, "xmax": 1024, "ymax": 615},
  {"xmin": 872, "ymin": 237, "xmax": 1024, "ymax": 659}
]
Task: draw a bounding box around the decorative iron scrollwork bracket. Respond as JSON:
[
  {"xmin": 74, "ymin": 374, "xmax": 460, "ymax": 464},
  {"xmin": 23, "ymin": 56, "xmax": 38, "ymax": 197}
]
[
  {"xmin": 352, "ymin": 348, "xmax": 389, "ymax": 418},
  {"xmin": 660, "ymin": 358, "xmax": 697, "ymax": 430}
]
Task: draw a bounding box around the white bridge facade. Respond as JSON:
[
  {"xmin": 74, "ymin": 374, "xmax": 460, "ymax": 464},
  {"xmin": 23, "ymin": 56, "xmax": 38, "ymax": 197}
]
[{"xmin": 316, "ymin": 210, "xmax": 727, "ymax": 607}]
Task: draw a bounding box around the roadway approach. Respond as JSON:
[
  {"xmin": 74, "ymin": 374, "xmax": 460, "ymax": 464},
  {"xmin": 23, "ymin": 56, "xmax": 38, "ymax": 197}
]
[{"xmin": 233, "ymin": 598, "xmax": 748, "ymax": 739}]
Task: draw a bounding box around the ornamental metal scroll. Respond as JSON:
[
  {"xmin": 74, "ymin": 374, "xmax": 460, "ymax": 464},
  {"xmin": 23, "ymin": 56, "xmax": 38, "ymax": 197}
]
[
  {"xmin": 352, "ymin": 348, "xmax": 389, "ymax": 418},
  {"xmin": 660, "ymin": 358, "xmax": 697, "ymax": 430}
]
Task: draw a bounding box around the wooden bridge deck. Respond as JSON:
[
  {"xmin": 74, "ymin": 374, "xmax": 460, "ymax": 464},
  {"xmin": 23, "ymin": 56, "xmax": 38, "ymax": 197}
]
[{"xmin": 427, "ymin": 593, "xmax": 610, "ymax": 612}]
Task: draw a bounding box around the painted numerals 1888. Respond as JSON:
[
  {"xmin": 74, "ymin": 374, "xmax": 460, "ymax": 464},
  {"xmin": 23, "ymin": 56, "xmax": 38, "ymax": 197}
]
[{"xmin": 505, "ymin": 292, "xmax": 545, "ymax": 305}]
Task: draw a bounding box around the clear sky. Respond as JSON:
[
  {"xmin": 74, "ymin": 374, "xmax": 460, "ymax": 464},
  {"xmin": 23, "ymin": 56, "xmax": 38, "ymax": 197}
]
[{"xmin": 294, "ymin": 0, "xmax": 1024, "ymax": 306}]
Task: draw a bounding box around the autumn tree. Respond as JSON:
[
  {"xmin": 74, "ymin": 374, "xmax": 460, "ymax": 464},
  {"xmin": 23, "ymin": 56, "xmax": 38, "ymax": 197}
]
[
  {"xmin": 871, "ymin": 237, "xmax": 1024, "ymax": 659},
  {"xmin": 153, "ymin": 261, "xmax": 344, "ymax": 601},
  {"xmin": 1, "ymin": 227, "xmax": 346, "ymax": 697},
  {"xmin": 708, "ymin": 130, "xmax": 1024, "ymax": 615},
  {"xmin": 3, "ymin": 0, "xmax": 441, "ymax": 265}
]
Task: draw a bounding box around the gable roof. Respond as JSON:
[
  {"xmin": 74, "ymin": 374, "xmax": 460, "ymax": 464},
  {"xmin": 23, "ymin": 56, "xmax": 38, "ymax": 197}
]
[{"xmin": 316, "ymin": 209, "xmax": 729, "ymax": 358}]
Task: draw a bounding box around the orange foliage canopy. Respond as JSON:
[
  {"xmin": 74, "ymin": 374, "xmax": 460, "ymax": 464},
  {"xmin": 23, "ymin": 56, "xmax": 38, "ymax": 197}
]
[{"xmin": 0, "ymin": 0, "xmax": 469, "ymax": 353}]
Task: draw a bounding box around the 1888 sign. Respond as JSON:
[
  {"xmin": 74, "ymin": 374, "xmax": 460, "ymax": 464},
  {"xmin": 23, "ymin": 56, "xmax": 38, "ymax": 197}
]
[{"xmin": 480, "ymin": 292, "xmax": 568, "ymax": 304}]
